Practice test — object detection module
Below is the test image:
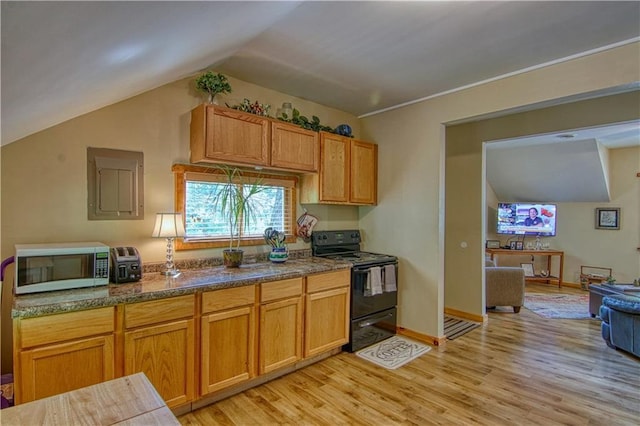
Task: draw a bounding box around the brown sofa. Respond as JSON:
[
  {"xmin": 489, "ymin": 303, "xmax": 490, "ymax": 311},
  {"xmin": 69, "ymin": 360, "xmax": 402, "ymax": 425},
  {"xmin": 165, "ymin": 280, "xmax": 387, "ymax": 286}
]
[{"xmin": 485, "ymin": 259, "xmax": 525, "ymax": 313}]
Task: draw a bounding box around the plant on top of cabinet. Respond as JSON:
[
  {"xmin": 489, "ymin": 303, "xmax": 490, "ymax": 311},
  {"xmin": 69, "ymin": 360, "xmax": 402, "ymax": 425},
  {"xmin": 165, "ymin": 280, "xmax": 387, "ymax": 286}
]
[
  {"xmin": 226, "ymin": 98, "xmax": 271, "ymax": 117},
  {"xmin": 211, "ymin": 165, "xmax": 266, "ymax": 267},
  {"xmin": 195, "ymin": 71, "xmax": 232, "ymax": 104},
  {"xmin": 278, "ymin": 108, "xmax": 335, "ymax": 133}
]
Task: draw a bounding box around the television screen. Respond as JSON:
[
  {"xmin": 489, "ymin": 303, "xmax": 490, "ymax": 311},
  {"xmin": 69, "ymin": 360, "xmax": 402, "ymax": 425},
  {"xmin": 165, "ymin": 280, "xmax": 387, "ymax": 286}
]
[{"xmin": 497, "ymin": 203, "xmax": 557, "ymax": 236}]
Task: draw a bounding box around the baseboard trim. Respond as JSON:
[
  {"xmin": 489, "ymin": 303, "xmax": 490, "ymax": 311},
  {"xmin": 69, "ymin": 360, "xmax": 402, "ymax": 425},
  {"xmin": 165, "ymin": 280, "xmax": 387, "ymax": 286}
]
[
  {"xmin": 444, "ymin": 307, "xmax": 485, "ymax": 323},
  {"xmin": 397, "ymin": 326, "xmax": 445, "ymax": 346}
]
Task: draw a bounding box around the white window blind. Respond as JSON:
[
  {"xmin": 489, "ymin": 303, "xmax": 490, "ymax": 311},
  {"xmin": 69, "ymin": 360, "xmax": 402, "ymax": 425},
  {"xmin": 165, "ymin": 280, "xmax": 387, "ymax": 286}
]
[{"xmin": 173, "ymin": 165, "xmax": 296, "ymax": 250}]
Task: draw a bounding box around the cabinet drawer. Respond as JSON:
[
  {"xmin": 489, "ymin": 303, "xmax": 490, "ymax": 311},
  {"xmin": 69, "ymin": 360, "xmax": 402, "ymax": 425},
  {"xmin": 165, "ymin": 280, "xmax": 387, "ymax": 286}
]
[
  {"xmin": 306, "ymin": 270, "xmax": 351, "ymax": 293},
  {"xmin": 260, "ymin": 278, "xmax": 303, "ymax": 303},
  {"xmin": 202, "ymin": 285, "xmax": 256, "ymax": 313},
  {"xmin": 124, "ymin": 295, "xmax": 194, "ymax": 329},
  {"xmin": 19, "ymin": 307, "xmax": 115, "ymax": 348}
]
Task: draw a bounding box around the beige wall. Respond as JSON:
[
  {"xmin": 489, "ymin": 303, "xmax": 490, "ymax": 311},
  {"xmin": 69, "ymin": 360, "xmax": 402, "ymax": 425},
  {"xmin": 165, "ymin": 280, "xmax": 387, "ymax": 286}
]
[
  {"xmin": 360, "ymin": 42, "xmax": 640, "ymax": 338},
  {"xmin": 0, "ymin": 74, "xmax": 361, "ymax": 263},
  {"xmin": 555, "ymin": 147, "xmax": 640, "ymax": 283}
]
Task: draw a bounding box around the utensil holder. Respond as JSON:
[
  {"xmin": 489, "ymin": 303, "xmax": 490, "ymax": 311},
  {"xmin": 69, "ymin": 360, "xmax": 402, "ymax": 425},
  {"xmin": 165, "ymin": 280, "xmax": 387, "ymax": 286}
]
[{"xmin": 269, "ymin": 247, "xmax": 289, "ymax": 263}]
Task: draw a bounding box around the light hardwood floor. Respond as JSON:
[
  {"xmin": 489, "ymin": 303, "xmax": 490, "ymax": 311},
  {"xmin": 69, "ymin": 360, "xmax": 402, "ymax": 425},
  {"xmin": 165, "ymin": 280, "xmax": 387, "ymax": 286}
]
[{"xmin": 179, "ymin": 284, "xmax": 639, "ymax": 425}]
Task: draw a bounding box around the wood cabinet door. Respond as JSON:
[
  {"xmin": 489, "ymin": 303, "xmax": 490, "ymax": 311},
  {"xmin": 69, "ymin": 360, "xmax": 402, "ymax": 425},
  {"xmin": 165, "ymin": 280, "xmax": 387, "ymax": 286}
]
[
  {"xmin": 201, "ymin": 305, "xmax": 256, "ymax": 395},
  {"xmin": 304, "ymin": 286, "xmax": 350, "ymax": 357},
  {"xmin": 19, "ymin": 335, "xmax": 114, "ymax": 403},
  {"xmin": 191, "ymin": 105, "xmax": 270, "ymax": 166},
  {"xmin": 319, "ymin": 133, "xmax": 350, "ymax": 202},
  {"xmin": 271, "ymin": 122, "xmax": 319, "ymax": 172},
  {"xmin": 350, "ymin": 139, "xmax": 377, "ymax": 205},
  {"xmin": 124, "ymin": 319, "xmax": 195, "ymax": 408},
  {"xmin": 259, "ymin": 296, "xmax": 303, "ymax": 374}
]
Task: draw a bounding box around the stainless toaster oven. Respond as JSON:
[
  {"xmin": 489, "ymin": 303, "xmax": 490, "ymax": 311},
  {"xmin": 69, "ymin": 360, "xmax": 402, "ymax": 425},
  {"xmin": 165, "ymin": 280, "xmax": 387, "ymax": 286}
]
[{"xmin": 109, "ymin": 247, "xmax": 142, "ymax": 283}]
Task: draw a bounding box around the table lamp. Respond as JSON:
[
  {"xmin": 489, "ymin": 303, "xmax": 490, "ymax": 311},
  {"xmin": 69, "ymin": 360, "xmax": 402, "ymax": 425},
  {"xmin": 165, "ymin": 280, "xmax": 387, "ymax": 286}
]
[{"xmin": 152, "ymin": 212, "xmax": 185, "ymax": 276}]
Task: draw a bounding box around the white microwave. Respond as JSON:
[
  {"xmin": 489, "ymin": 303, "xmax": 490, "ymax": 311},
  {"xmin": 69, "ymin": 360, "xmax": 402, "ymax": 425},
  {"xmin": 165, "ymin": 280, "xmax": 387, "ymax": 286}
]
[{"xmin": 15, "ymin": 242, "xmax": 110, "ymax": 294}]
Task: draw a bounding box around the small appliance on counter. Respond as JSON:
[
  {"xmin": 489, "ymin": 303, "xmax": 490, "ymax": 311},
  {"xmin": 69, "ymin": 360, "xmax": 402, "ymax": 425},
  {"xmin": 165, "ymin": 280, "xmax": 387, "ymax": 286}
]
[
  {"xmin": 109, "ymin": 247, "xmax": 142, "ymax": 284},
  {"xmin": 14, "ymin": 242, "xmax": 110, "ymax": 294}
]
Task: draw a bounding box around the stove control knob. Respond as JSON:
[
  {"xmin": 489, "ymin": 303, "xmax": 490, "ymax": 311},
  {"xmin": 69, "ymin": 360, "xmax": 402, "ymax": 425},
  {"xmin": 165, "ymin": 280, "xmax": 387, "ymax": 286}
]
[
  {"xmin": 351, "ymin": 232, "xmax": 359, "ymax": 238},
  {"xmin": 322, "ymin": 235, "xmax": 328, "ymax": 240}
]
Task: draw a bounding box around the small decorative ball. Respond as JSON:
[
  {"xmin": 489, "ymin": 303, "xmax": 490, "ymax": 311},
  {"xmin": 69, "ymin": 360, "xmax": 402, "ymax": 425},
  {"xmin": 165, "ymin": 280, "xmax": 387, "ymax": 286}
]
[{"xmin": 335, "ymin": 124, "xmax": 352, "ymax": 137}]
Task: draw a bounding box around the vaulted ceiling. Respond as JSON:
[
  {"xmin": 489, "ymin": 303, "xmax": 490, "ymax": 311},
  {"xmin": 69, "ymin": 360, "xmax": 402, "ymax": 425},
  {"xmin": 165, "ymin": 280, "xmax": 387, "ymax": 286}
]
[{"xmin": 2, "ymin": 1, "xmax": 639, "ymax": 201}]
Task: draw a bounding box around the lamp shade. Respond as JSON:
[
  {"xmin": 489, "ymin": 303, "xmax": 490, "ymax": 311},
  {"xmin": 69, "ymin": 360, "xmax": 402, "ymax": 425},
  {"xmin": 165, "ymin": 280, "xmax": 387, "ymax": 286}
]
[{"xmin": 152, "ymin": 213, "xmax": 186, "ymax": 238}]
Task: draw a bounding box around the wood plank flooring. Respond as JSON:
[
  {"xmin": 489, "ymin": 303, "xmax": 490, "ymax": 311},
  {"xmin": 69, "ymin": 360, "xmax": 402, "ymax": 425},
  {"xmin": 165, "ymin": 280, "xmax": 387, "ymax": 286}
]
[{"xmin": 179, "ymin": 284, "xmax": 639, "ymax": 425}]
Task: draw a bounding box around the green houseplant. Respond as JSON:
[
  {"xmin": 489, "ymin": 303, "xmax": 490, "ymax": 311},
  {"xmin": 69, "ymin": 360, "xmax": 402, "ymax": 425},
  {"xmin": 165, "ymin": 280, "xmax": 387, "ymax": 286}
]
[
  {"xmin": 195, "ymin": 71, "xmax": 232, "ymax": 104},
  {"xmin": 211, "ymin": 165, "xmax": 264, "ymax": 267}
]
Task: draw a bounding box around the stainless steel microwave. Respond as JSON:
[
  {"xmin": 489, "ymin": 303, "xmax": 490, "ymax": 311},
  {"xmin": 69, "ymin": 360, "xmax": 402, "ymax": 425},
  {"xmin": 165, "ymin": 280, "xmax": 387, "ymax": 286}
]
[{"xmin": 15, "ymin": 242, "xmax": 110, "ymax": 294}]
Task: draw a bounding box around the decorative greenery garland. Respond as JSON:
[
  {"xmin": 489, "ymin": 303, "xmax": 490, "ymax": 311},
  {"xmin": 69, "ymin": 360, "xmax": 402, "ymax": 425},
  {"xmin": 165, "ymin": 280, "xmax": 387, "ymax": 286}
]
[{"xmin": 195, "ymin": 72, "xmax": 351, "ymax": 136}]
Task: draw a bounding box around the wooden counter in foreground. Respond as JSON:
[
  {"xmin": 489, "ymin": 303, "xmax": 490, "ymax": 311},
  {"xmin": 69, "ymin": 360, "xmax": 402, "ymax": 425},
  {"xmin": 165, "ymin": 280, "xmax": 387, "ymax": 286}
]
[{"xmin": 0, "ymin": 373, "xmax": 179, "ymax": 425}]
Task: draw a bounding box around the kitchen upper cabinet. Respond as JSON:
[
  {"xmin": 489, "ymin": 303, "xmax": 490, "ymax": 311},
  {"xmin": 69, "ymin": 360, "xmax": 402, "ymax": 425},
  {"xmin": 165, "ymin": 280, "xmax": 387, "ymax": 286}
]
[
  {"xmin": 349, "ymin": 139, "xmax": 378, "ymax": 204},
  {"xmin": 190, "ymin": 104, "xmax": 270, "ymax": 167},
  {"xmin": 259, "ymin": 278, "xmax": 303, "ymax": 374},
  {"xmin": 304, "ymin": 270, "xmax": 350, "ymax": 357},
  {"xmin": 190, "ymin": 104, "xmax": 319, "ymax": 173},
  {"xmin": 319, "ymin": 132, "xmax": 350, "ymax": 202},
  {"xmin": 123, "ymin": 295, "xmax": 195, "ymax": 408},
  {"xmin": 300, "ymin": 132, "xmax": 378, "ymax": 205},
  {"xmin": 200, "ymin": 285, "xmax": 257, "ymax": 395},
  {"xmin": 14, "ymin": 307, "xmax": 115, "ymax": 404},
  {"xmin": 271, "ymin": 122, "xmax": 319, "ymax": 172}
]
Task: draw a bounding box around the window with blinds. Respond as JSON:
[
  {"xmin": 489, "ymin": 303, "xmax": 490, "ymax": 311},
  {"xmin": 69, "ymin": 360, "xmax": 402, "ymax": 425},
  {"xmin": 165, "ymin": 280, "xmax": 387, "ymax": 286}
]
[{"xmin": 172, "ymin": 164, "xmax": 297, "ymax": 250}]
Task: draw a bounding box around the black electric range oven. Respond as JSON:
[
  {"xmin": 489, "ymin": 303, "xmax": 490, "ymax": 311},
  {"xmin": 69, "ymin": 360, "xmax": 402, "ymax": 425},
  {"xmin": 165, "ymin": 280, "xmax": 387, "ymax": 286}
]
[{"xmin": 312, "ymin": 230, "xmax": 398, "ymax": 352}]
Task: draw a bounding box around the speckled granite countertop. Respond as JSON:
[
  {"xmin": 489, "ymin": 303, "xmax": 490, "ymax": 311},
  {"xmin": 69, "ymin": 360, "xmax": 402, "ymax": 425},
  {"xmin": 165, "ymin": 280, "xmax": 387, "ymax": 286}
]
[{"xmin": 12, "ymin": 257, "xmax": 351, "ymax": 319}]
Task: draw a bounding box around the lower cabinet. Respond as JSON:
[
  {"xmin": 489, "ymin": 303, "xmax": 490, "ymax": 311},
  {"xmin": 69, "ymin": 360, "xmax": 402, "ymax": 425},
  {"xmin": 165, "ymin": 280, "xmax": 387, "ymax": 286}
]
[
  {"xmin": 200, "ymin": 285, "xmax": 256, "ymax": 395},
  {"xmin": 305, "ymin": 270, "xmax": 351, "ymax": 357},
  {"xmin": 13, "ymin": 269, "xmax": 351, "ymax": 406},
  {"xmin": 123, "ymin": 295, "xmax": 195, "ymax": 408},
  {"xmin": 14, "ymin": 307, "xmax": 115, "ymax": 404},
  {"xmin": 259, "ymin": 278, "xmax": 304, "ymax": 374}
]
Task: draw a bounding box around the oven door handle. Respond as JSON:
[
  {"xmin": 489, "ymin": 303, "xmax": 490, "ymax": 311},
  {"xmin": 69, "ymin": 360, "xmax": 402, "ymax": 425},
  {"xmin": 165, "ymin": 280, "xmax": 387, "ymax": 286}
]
[
  {"xmin": 353, "ymin": 262, "xmax": 397, "ymax": 273},
  {"xmin": 358, "ymin": 311, "xmax": 394, "ymax": 328}
]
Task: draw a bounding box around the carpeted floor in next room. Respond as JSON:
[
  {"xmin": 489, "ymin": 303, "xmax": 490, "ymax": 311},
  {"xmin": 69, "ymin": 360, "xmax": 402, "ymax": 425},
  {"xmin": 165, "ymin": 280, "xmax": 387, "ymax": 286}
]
[
  {"xmin": 523, "ymin": 292, "xmax": 592, "ymax": 319},
  {"xmin": 489, "ymin": 282, "xmax": 597, "ymax": 320}
]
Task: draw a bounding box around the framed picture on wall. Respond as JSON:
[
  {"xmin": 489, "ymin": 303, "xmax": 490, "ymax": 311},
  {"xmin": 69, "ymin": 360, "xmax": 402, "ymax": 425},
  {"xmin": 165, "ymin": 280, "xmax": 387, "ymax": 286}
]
[{"xmin": 595, "ymin": 208, "xmax": 620, "ymax": 230}]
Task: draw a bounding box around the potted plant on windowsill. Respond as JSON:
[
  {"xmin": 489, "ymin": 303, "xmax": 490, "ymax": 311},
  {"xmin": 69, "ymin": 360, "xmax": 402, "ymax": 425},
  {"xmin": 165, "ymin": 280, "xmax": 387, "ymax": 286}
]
[
  {"xmin": 212, "ymin": 165, "xmax": 264, "ymax": 267},
  {"xmin": 195, "ymin": 71, "xmax": 232, "ymax": 105}
]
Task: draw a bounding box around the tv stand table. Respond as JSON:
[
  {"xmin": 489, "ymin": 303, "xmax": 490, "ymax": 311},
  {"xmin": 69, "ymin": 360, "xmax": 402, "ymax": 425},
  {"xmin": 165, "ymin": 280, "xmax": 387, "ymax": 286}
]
[{"xmin": 486, "ymin": 249, "xmax": 564, "ymax": 287}]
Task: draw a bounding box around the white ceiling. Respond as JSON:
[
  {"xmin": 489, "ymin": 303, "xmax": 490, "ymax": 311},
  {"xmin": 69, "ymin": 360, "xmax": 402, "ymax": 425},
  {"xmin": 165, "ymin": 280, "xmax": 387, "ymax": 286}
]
[
  {"xmin": 2, "ymin": 1, "xmax": 639, "ymax": 201},
  {"xmin": 486, "ymin": 121, "xmax": 640, "ymax": 202}
]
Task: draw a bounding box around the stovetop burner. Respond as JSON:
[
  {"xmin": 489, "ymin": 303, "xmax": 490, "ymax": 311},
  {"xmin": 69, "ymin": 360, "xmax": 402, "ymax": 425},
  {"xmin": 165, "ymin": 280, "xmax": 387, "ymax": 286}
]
[{"xmin": 311, "ymin": 230, "xmax": 397, "ymax": 266}]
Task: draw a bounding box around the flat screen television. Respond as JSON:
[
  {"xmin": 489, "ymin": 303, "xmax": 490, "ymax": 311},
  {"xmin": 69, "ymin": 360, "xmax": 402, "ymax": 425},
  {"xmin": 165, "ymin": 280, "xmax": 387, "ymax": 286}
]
[{"xmin": 497, "ymin": 203, "xmax": 557, "ymax": 236}]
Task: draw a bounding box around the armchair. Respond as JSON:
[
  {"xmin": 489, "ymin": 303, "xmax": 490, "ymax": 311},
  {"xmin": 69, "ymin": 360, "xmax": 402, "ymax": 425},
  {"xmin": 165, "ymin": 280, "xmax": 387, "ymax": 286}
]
[
  {"xmin": 485, "ymin": 259, "xmax": 525, "ymax": 313},
  {"xmin": 600, "ymin": 294, "xmax": 640, "ymax": 357}
]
